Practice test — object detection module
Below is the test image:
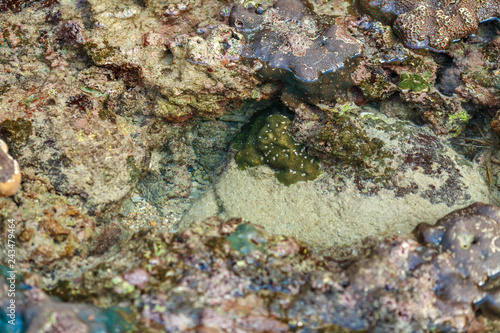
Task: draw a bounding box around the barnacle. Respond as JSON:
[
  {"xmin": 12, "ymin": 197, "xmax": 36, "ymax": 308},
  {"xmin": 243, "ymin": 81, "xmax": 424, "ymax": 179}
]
[
  {"xmin": 357, "ymin": 0, "xmax": 500, "ymax": 51},
  {"xmin": 230, "ymin": 0, "xmax": 361, "ymax": 103},
  {"xmin": 0, "ymin": 139, "xmax": 21, "ymax": 197}
]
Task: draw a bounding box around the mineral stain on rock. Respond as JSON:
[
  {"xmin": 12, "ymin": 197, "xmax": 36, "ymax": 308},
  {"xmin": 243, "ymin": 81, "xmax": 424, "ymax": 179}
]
[
  {"xmin": 230, "ymin": 0, "xmax": 362, "ymax": 103},
  {"xmin": 234, "ymin": 112, "xmax": 321, "ymax": 186}
]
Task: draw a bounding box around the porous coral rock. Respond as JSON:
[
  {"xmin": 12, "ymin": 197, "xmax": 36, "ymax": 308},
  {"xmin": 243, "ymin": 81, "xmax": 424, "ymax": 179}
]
[
  {"xmin": 0, "ymin": 174, "xmax": 97, "ymax": 270},
  {"xmin": 446, "ymin": 40, "xmax": 500, "ymax": 109},
  {"xmin": 73, "ymin": 0, "xmax": 271, "ymax": 119},
  {"xmin": 0, "ymin": 0, "xmax": 57, "ymax": 13},
  {"xmin": 230, "ymin": 0, "xmax": 361, "ymax": 104},
  {"xmin": 357, "ymin": 0, "xmax": 500, "ymax": 51},
  {"xmin": 349, "ymin": 17, "xmax": 471, "ymax": 134},
  {"xmin": 0, "ymin": 6, "xmax": 145, "ymax": 212}
]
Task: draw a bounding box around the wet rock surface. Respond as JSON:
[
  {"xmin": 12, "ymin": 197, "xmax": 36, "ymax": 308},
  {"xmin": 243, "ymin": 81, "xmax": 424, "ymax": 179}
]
[
  {"xmin": 3, "ymin": 206, "xmax": 500, "ymax": 332},
  {"xmin": 203, "ymin": 102, "xmax": 489, "ymax": 253},
  {"xmin": 1, "ymin": 0, "xmax": 500, "ymax": 332},
  {"xmin": 230, "ymin": 0, "xmax": 361, "ymax": 103}
]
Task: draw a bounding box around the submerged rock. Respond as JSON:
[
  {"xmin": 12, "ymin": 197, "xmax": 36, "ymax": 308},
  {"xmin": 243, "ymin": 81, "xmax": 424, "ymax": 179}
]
[
  {"xmin": 0, "ymin": 0, "xmax": 58, "ymax": 13},
  {"xmin": 190, "ymin": 103, "xmax": 489, "ymax": 253}
]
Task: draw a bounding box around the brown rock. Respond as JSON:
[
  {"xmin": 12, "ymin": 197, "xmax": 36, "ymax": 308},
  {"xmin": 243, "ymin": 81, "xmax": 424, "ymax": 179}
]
[{"xmin": 0, "ymin": 138, "xmax": 21, "ymax": 196}]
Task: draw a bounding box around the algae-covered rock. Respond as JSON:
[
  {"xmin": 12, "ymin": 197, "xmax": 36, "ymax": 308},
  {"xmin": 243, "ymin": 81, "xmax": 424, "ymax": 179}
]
[
  {"xmin": 350, "ymin": 17, "xmax": 471, "ymax": 135},
  {"xmin": 16, "ymin": 213, "xmax": 500, "ymax": 332},
  {"xmin": 398, "ymin": 73, "xmax": 431, "ymax": 92},
  {"xmin": 234, "ymin": 113, "xmax": 321, "ymax": 185},
  {"xmin": 307, "ymin": 103, "xmax": 390, "ymax": 177},
  {"xmin": 1, "ymin": 1, "xmax": 499, "ymax": 332},
  {"xmin": 203, "ymin": 103, "xmax": 489, "ymax": 252},
  {"xmin": 68, "ymin": 0, "xmax": 272, "ymax": 119}
]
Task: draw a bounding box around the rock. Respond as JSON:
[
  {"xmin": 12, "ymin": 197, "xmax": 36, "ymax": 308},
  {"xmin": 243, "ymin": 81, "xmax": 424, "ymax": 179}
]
[
  {"xmin": 416, "ymin": 202, "xmax": 500, "ymax": 317},
  {"xmin": 357, "ymin": 0, "xmax": 500, "ymax": 51},
  {"xmin": 73, "ymin": 0, "xmax": 271, "ymax": 119},
  {"xmin": 203, "ymin": 104, "xmax": 489, "ymax": 253},
  {"xmin": 37, "ymin": 212, "xmax": 500, "ymax": 332},
  {"xmin": 230, "ymin": 0, "xmax": 361, "ymax": 103},
  {"xmin": 0, "ymin": 277, "xmax": 132, "ymax": 333},
  {"xmin": 349, "ymin": 17, "xmax": 471, "ymax": 135},
  {"xmin": 0, "ymin": 0, "xmax": 58, "ymax": 13}
]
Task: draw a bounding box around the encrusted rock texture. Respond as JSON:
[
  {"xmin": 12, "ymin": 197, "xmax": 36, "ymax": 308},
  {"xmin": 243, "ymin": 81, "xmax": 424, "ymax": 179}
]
[
  {"xmin": 229, "ymin": 0, "xmax": 361, "ymax": 103},
  {"xmin": 357, "ymin": 0, "xmax": 500, "ymax": 51},
  {"xmin": 2, "ymin": 204, "xmax": 500, "ymax": 332},
  {"xmin": 205, "ymin": 101, "xmax": 488, "ymax": 253},
  {"xmin": 1, "ymin": 0, "xmax": 500, "ymax": 332}
]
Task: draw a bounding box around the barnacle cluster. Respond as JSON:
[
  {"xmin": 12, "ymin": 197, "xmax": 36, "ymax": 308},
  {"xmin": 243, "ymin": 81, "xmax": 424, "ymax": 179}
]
[
  {"xmin": 230, "ymin": 0, "xmax": 361, "ymax": 103},
  {"xmin": 357, "ymin": 0, "xmax": 500, "ymax": 51},
  {"xmin": 0, "ymin": 139, "xmax": 21, "ymax": 197},
  {"xmin": 234, "ymin": 114, "xmax": 321, "ymax": 186}
]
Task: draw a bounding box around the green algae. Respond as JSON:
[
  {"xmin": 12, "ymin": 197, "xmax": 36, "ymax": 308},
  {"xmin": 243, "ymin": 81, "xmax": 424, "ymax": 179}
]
[
  {"xmin": 226, "ymin": 224, "xmax": 266, "ymax": 255},
  {"xmin": 234, "ymin": 113, "xmax": 321, "ymax": 186},
  {"xmin": 398, "ymin": 73, "xmax": 430, "ymax": 92},
  {"xmin": 317, "ymin": 104, "xmax": 390, "ymax": 171},
  {"xmin": 448, "ymin": 109, "xmax": 471, "ymax": 137}
]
